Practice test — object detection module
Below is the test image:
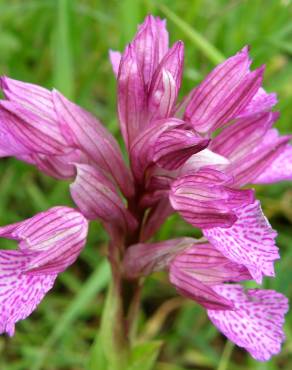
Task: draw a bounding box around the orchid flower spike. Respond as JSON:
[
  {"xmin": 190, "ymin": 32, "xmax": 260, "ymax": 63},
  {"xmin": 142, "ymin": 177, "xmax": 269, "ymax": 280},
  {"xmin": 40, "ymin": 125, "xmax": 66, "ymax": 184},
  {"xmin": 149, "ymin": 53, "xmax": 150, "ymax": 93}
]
[{"xmin": 0, "ymin": 14, "xmax": 290, "ymax": 361}]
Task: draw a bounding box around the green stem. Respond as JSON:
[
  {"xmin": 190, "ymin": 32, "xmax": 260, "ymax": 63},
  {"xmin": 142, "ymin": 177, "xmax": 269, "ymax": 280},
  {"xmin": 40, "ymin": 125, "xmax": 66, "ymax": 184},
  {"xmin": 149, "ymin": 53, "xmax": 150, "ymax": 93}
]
[
  {"xmin": 89, "ymin": 277, "xmax": 129, "ymax": 370},
  {"xmin": 88, "ymin": 263, "xmax": 141, "ymax": 370}
]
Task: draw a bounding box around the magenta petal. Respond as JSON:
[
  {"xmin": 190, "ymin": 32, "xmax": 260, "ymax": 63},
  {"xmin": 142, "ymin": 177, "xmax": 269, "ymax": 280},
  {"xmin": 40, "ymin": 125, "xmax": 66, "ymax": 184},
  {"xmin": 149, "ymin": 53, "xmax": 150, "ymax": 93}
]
[
  {"xmin": 153, "ymin": 128, "xmax": 209, "ymax": 170},
  {"xmin": 0, "ymin": 76, "xmax": 56, "ymax": 119},
  {"xmin": 0, "ymin": 77, "xmax": 86, "ymax": 179},
  {"xmin": 0, "ymin": 206, "xmax": 88, "ymax": 274},
  {"xmin": 169, "ymin": 169, "xmax": 254, "ymax": 229},
  {"xmin": 204, "ymin": 200, "xmax": 279, "ymax": 283},
  {"xmin": 169, "ymin": 262, "xmax": 234, "ymax": 310},
  {"xmin": 0, "ymin": 100, "xmax": 66, "ymax": 154},
  {"xmin": 70, "ymin": 164, "xmax": 137, "ymax": 232},
  {"xmin": 184, "ymin": 47, "xmax": 264, "ymax": 134},
  {"xmin": 225, "ymin": 129, "xmax": 291, "ymax": 187},
  {"xmin": 117, "ymin": 45, "xmax": 147, "ymax": 148},
  {"xmin": 238, "ymin": 87, "xmax": 277, "ymax": 118},
  {"xmin": 211, "ymin": 112, "xmax": 277, "ymax": 162},
  {"xmin": 0, "ymin": 250, "xmax": 56, "ymax": 336},
  {"xmin": 123, "ymin": 237, "xmax": 195, "ymax": 278},
  {"xmin": 26, "ymin": 150, "xmax": 85, "ymax": 180},
  {"xmin": 207, "ymin": 285, "xmax": 288, "ymax": 361},
  {"xmin": 130, "ymin": 118, "xmax": 183, "ymax": 182},
  {"xmin": 133, "ymin": 15, "xmax": 169, "ymax": 87},
  {"xmin": 52, "ymin": 90, "xmax": 134, "ymax": 197},
  {"xmin": 148, "ymin": 41, "xmax": 184, "ymax": 121},
  {"xmin": 0, "ymin": 108, "xmax": 29, "ymax": 157},
  {"xmin": 255, "ymin": 143, "xmax": 292, "ymax": 184},
  {"xmin": 172, "ymin": 243, "xmax": 251, "ymax": 284}
]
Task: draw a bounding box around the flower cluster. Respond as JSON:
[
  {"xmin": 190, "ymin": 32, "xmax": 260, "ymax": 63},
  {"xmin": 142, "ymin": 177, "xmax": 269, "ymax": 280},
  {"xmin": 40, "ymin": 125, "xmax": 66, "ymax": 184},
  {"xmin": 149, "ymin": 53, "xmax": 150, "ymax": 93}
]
[{"xmin": 0, "ymin": 15, "xmax": 291, "ymax": 361}]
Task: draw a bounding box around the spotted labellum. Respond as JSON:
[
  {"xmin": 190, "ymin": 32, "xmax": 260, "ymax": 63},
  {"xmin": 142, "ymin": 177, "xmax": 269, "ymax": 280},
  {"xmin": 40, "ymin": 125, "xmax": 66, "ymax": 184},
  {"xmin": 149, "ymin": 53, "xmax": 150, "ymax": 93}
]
[{"xmin": 0, "ymin": 15, "xmax": 291, "ymax": 362}]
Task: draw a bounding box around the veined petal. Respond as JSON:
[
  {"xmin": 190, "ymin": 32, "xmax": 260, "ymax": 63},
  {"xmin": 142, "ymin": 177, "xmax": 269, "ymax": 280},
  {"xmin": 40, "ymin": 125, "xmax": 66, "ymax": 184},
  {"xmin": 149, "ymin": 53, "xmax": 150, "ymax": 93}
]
[
  {"xmin": 255, "ymin": 143, "xmax": 292, "ymax": 184},
  {"xmin": 133, "ymin": 15, "xmax": 169, "ymax": 87},
  {"xmin": 169, "ymin": 169, "xmax": 254, "ymax": 229},
  {"xmin": 153, "ymin": 128, "xmax": 209, "ymax": 170},
  {"xmin": 123, "ymin": 237, "xmax": 195, "ymax": 278},
  {"xmin": 238, "ymin": 87, "xmax": 277, "ymax": 118},
  {"xmin": 130, "ymin": 118, "xmax": 183, "ymax": 182},
  {"xmin": 117, "ymin": 45, "xmax": 147, "ymax": 148},
  {"xmin": 225, "ymin": 129, "xmax": 291, "ymax": 187},
  {"xmin": 0, "ymin": 250, "xmax": 56, "ymax": 336},
  {"xmin": 0, "ymin": 76, "xmax": 56, "ymax": 119},
  {"xmin": 109, "ymin": 50, "xmax": 122, "ymax": 77},
  {"xmin": 0, "ymin": 100, "xmax": 66, "ymax": 155},
  {"xmin": 204, "ymin": 200, "xmax": 279, "ymax": 283},
  {"xmin": 148, "ymin": 42, "xmax": 184, "ymax": 121},
  {"xmin": 0, "ymin": 108, "xmax": 29, "ymax": 157},
  {"xmin": 25, "ymin": 150, "xmax": 86, "ymax": 180},
  {"xmin": 207, "ymin": 285, "xmax": 288, "ymax": 361},
  {"xmin": 184, "ymin": 47, "xmax": 264, "ymax": 134},
  {"xmin": 53, "ymin": 90, "xmax": 134, "ymax": 197},
  {"xmin": 0, "ymin": 206, "xmax": 88, "ymax": 274},
  {"xmin": 70, "ymin": 164, "xmax": 137, "ymax": 232},
  {"xmin": 172, "ymin": 243, "xmax": 251, "ymax": 284},
  {"xmin": 210, "ymin": 112, "xmax": 278, "ymax": 162},
  {"xmin": 169, "ymin": 262, "xmax": 234, "ymax": 310}
]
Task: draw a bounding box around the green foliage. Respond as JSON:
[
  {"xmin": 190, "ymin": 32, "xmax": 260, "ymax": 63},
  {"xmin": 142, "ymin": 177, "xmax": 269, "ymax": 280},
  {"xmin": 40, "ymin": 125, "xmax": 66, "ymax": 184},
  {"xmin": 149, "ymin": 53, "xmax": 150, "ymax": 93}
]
[
  {"xmin": 0, "ymin": 0, "xmax": 292, "ymax": 369},
  {"xmin": 127, "ymin": 341, "xmax": 163, "ymax": 370}
]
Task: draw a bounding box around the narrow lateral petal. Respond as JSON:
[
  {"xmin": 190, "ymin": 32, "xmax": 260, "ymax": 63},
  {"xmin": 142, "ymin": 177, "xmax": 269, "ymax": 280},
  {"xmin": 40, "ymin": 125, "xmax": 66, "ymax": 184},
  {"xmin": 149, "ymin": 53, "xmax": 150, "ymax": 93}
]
[
  {"xmin": 117, "ymin": 45, "xmax": 147, "ymax": 148},
  {"xmin": 0, "ymin": 250, "xmax": 56, "ymax": 336},
  {"xmin": 170, "ymin": 169, "xmax": 254, "ymax": 229},
  {"xmin": 148, "ymin": 42, "xmax": 184, "ymax": 121},
  {"xmin": 207, "ymin": 285, "xmax": 288, "ymax": 361},
  {"xmin": 70, "ymin": 164, "xmax": 137, "ymax": 232},
  {"xmin": 204, "ymin": 200, "xmax": 279, "ymax": 283},
  {"xmin": 123, "ymin": 237, "xmax": 195, "ymax": 278},
  {"xmin": 0, "ymin": 206, "xmax": 88, "ymax": 275},
  {"xmin": 169, "ymin": 262, "xmax": 234, "ymax": 310},
  {"xmin": 184, "ymin": 47, "xmax": 264, "ymax": 134},
  {"xmin": 53, "ymin": 90, "xmax": 134, "ymax": 197},
  {"xmin": 255, "ymin": 144, "xmax": 292, "ymax": 184}
]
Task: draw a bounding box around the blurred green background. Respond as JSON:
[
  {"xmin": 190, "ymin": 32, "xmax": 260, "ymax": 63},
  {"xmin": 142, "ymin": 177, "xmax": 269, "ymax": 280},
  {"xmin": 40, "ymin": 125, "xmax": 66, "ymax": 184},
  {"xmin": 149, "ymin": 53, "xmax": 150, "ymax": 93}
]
[{"xmin": 0, "ymin": 0, "xmax": 292, "ymax": 369}]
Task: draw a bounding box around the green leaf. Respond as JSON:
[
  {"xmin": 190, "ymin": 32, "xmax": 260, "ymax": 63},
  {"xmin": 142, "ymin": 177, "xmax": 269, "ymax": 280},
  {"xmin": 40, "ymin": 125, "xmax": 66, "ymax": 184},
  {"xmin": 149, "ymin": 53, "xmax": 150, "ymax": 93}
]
[{"xmin": 127, "ymin": 341, "xmax": 163, "ymax": 370}]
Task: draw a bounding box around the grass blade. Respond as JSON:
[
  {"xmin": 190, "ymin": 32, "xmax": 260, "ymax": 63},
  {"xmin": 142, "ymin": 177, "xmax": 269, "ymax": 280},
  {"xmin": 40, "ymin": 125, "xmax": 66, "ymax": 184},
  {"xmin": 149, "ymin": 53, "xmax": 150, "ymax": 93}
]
[
  {"xmin": 53, "ymin": 0, "xmax": 74, "ymax": 99},
  {"xmin": 159, "ymin": 3, "xmax": 225, "ymax": 65}
]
